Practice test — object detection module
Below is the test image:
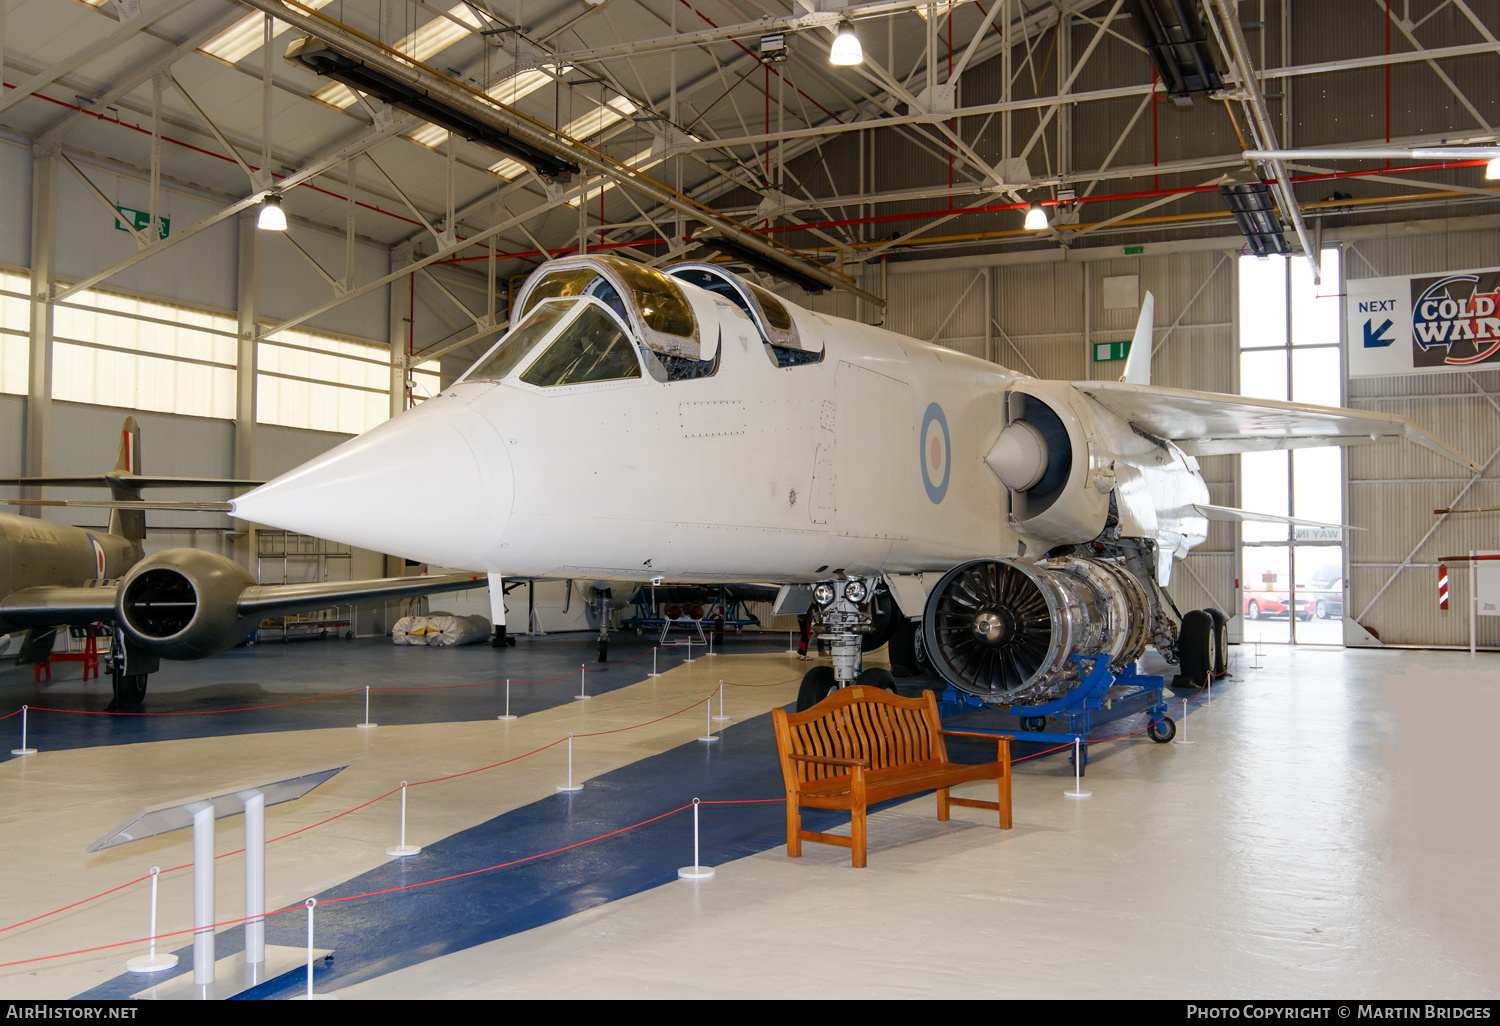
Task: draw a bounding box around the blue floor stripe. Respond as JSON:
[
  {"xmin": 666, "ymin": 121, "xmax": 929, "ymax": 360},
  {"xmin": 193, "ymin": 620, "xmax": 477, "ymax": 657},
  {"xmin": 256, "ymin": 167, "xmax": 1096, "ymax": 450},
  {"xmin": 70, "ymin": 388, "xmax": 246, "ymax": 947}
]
[{"xmin": 0, "ymin": 634, "xmax": 787, "ymax": 759}]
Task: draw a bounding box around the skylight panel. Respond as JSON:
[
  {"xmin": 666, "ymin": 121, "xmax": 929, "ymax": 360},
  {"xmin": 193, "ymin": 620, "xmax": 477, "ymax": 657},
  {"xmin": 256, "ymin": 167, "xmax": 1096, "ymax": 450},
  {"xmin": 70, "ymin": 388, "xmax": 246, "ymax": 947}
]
[{"xmin": 201, "ymin": 1, "xmax": 335, "ymax": 65}]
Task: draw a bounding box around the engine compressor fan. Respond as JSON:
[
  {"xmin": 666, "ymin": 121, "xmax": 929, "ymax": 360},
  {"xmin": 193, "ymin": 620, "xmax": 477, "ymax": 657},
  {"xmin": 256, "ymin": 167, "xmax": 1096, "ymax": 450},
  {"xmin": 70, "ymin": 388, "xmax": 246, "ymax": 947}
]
[{"xmin": 920, "ymin": 556, "xmax": 1151, "ymax": 705}]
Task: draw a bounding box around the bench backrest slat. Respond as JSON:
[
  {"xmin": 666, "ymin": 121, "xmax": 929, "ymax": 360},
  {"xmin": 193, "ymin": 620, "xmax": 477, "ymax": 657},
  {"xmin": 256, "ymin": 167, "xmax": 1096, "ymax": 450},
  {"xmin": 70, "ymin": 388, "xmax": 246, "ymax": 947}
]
[{"xmin": 772, "ymin": 687, "xmax": 949, "ymax": 787}]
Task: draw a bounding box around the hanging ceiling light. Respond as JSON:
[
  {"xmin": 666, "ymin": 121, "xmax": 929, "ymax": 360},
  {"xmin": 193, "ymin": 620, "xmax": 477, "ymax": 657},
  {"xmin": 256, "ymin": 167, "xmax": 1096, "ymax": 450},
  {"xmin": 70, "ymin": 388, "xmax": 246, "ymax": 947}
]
[
  {"xmin": 1488, "ymin": 157, "xmax": 1500, "ymax": 180},
  {"xmin": 256, "ymin": 193, "xmax": 287, "ymax": 231},
  {"xmin": 829, "ymin": 20, "xmax": 863, "ymax": 66},
  {"xmin": 1023, "ymin": 201, "xmax": 1048, "ymax": 230}
]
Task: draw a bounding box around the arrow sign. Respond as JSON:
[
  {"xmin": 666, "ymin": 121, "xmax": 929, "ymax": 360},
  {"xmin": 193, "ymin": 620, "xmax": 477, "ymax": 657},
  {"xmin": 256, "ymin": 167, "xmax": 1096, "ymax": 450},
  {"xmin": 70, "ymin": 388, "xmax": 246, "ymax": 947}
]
[{"xmin": 1363, "ymin": 318, "xmax": 1395, "ymax": 348}]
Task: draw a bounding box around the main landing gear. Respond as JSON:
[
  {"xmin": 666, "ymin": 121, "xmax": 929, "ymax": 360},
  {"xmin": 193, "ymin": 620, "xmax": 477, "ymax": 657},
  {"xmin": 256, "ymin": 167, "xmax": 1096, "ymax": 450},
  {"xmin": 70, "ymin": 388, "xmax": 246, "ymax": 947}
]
[{"xmin": 793, "ymin": 578, "xmax": 899, "ymax": 711}]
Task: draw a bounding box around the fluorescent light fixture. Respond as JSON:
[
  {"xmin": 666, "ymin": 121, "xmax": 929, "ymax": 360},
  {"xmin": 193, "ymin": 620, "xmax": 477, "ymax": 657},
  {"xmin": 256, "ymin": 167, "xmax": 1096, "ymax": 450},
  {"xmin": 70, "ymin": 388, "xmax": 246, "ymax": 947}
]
[
  {"xmin": 313, "ymin": 81, "xmax": 360, "ymax": 110},
  {"xmin": 1488, "ymin": 157, "xmax": 1500, "ymax": 180},
  {"xmin": 1023, "ymin": 202, "xmax": 1047, "ymax": 230},
  {"xmin": 201, "ymin": 1, "xmax": 335, "ymax": 64},
  {"xmin": 829, "ymin": 20, "xmax": 863, "ymax": 66},
  {"xmin": 257, "ymin": 194, "xmax": 287, "ymax": 231},
  {"xmin": 408, "ymin": 123, "xmax": 451, "ymax": 149}
]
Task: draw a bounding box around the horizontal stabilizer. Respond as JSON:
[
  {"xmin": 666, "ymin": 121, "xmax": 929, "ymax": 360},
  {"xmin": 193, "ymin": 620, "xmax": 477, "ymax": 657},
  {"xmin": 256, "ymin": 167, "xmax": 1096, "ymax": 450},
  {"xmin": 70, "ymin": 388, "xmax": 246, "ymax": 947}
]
[
  {"xmin": 0, "ymin": 474, "xmax": 261, "ymax": 490},
  {"xmin": 236, "ymin": 573, "xmax": 483, "ymax": 617},
  {"xmin": 1184, "ymin": 504, "xmax": 1363, "ymax": 531},
  {"xmin": 1074, "ymin": 380, "xmax": 1480, "ymax": 473}
]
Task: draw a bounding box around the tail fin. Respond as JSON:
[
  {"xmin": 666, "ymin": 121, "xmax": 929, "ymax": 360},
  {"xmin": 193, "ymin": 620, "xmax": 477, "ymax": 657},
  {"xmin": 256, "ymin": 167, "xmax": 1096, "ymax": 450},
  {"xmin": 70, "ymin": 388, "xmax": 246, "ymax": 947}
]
[
  {"xmin": 108, "ymin": 417, "xmax": 145, "ymax": 553},
  {"xmin": 1121, "ymin": 292, "xmax": 1155, "ymax": 386}
]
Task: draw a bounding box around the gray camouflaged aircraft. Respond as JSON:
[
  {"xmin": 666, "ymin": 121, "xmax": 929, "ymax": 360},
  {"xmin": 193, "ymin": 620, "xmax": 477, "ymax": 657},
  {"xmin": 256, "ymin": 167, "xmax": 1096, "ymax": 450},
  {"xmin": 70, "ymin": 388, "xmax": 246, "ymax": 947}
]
[{"xmin": 0, "ymin": 418, "xmax": 479, "ymax": 708}]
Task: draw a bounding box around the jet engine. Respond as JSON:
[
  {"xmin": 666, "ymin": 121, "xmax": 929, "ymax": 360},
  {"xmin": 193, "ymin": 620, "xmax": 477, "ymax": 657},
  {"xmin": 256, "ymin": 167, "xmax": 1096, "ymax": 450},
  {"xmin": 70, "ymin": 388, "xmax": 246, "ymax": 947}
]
[
  {"xmin": 115, "ymin": 550, "xmax": 259, "ymax": 661},
  {"xmin": 987, "ymin": 382, "xmax": 1113, "ymax": 549},
  {"xmin": 920, "ymin": 556, "xmax": 1151, "ymax": 705}
]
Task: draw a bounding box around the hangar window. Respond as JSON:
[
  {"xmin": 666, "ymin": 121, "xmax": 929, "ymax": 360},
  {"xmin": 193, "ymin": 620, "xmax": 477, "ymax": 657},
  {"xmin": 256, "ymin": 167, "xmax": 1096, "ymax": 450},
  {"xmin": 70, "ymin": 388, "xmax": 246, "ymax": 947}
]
[
  {"xmin": 1238, "ymin": 247, "xmax": 1344, "ymax": 647},
  {"xmin": 259, "ymin": 329, "xmax": 440, "ymax": 434},
  {"xmin": 520, "ymin": 302, "xmax": 642, "ymax": 387},
  {"xmin": 0, "ymin": 268, "xmax": 32, "ymax": 397}
]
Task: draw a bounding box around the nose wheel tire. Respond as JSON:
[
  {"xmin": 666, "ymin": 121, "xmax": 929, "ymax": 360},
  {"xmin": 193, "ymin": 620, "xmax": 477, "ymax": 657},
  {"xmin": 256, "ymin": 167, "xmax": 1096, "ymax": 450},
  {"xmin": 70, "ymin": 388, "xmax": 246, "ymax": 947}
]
[
  {"xmin": 855, "ymin": 667, "xmax": 896, "ymax": 692},
  {"xmin": 108, "ymin": 672, "xmax": 148, "ymax": 711},
  {"xmin": 1148, "ymin": 717, "xmax": 1176, "ymax": 743},
  {"xmin": 795, "ymin": 665, "xmax": 838, "ymax": 712}
]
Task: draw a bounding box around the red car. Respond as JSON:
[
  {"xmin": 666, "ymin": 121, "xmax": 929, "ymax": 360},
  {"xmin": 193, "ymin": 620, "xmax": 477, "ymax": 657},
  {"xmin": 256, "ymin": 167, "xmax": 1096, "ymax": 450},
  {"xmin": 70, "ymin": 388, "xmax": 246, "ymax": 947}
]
[{"xmin": 1243, "ymin": 590, "xmax": 1314, "ymax": 621}]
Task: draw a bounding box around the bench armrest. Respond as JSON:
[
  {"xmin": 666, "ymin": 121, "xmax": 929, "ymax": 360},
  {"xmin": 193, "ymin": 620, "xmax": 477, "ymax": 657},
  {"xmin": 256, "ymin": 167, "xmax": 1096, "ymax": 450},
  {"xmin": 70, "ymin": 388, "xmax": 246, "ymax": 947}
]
[
  {"xmin": 939, "ymin": 729, "xmax": 1014, "ymax": 742},
  {"xmin": 789, "ymin": 753, "xmax": 870, "ymax": 769}
]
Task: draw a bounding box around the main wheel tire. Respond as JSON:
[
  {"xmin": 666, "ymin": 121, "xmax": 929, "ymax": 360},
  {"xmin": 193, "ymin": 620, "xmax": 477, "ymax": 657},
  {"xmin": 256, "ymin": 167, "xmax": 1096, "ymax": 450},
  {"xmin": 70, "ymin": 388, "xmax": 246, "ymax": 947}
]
[
  {"xmin": 108, "ymin": 672, "xmax": 148, "ymax": 710},
  {"xmin": 1148, "ymin": 716, "xmax": 1176, "ymax": 743},
  {"xmin": 597, "ymin": 639, "xmax": 608, "ymax": 662},
  {"xmin": 795, "ymin": 665, "xmax": 839, "ymax": 712},
  {"xmin": 1204, "ymin": 607, "xmax": 1229, "ymax": 678},
  {"xmin": 856, "ymin": 667, "xmax": 897, "ymax": 692},
  {"xmin": 885, "ymin": 617, "xmax": 929, "ymax": 678},
  {"xmin": 1178, "ymin": 610, "xmax": 1213, "ymax": 689},
  {"xmin": 861, "ymin": 584, "xmax": 898, "ymax": 653}
]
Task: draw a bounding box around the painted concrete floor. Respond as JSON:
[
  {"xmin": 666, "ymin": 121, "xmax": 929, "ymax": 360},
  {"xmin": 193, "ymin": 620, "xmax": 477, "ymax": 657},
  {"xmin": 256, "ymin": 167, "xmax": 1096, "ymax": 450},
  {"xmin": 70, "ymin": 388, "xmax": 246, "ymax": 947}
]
[{"xmin": 2, "ymin": 639, "xmax": 1498, "ymax": 1000}]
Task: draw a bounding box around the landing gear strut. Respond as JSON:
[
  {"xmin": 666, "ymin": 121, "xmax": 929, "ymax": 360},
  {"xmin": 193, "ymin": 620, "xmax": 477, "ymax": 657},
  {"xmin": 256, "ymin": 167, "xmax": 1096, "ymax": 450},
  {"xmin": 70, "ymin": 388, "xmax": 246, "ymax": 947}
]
[{"xmin": 794, "ymin": 577, "xmax": 878, "ymax": 711}]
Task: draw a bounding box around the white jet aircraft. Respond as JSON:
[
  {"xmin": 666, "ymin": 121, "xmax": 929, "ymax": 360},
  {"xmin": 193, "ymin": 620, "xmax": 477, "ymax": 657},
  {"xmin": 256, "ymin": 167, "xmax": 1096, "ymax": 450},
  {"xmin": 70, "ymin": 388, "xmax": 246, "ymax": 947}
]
[{"xmin": 228, "ymin": 254, "xmax": 1476, "ymax": 710}]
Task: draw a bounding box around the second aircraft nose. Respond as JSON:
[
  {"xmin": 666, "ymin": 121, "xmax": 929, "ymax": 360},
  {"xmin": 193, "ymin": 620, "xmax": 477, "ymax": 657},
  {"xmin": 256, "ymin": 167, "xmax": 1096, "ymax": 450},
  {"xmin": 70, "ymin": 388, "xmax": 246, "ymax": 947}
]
[{"xmin": 232, "ymin": 398, "xmax": 513, "ymax": 569}]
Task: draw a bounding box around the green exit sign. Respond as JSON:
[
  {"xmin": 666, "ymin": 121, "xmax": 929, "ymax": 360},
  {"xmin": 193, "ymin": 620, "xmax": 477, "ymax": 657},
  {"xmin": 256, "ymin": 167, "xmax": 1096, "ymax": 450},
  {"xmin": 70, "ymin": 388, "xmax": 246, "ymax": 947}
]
[
  {"xmin": 1094, "ymin": 340, "xmax": 1131, "ymax": 362},
  {"xmin": 1123, "ymin": 245, "xmax": 1144, "ymax": 255},
  {"xmin": 114, "ymin": 206, "xmax": 169, "ymax": 240}
]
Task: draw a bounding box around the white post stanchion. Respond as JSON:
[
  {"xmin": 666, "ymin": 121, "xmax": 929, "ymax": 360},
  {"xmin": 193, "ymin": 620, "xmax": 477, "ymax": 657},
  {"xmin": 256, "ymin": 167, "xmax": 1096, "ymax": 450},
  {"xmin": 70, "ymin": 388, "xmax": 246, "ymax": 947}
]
[
  {"xmin": 1064, "ymin": 738, "xmax": 1092, "ymax": 799},
  {"xmin": 357, "ymin": 686, "xmax": 376, "ymax": 729},
  {"xmin": 294, "ymin": 899, "xmax": 334, "ymax": 1000},
  {"xmin": 386, "ymin": 782, "xmax": 421, "ymax": 856},
  {"xmin": 683, "ymin": 638, "xmax": 694, "ymax": 663},
  {"xmin": 1251, "ymin": 639, "xmax": 1263, "ymax": 669},
  {"xmin": 789, "ymin": 630, "xmax": 795, "ymax": 655},
  {"xmin": 11, "ymin": 705, "xmax": 36, "ymax": 756},
  {"xmin": 678, "ymin": 799, "xmax": 715, "ymax": 879},
  {"xmin": 557, "ymin": 735, "xmax": 583, "ymax": 792},
  {"xmin": 647, "ymin": 648, "xmax": 660, "ymax": 678},
  {"xmin": 707, "ymin": 631, "xmax": 716, "ymax": 657},
  {"xmin": 713, "ymin": 680, "xmax": 730, "ymax": 722},
  {"xmin": 575, "ymin": 664, "xmax": 591, "ymax": 701},
  {"xmin": 1174, "ymin": 700, "xmax": 1196, "ymax": 746},
  {"xmin": 126, "ymin": 867, "xmax": 178, "ymax": 973},
  {"xmin": 1472, "ymin": 550, "xmax": 1478, "ymax": 657},
  {"xmin": 698, "ymin": 699, "xmax": 719, "ymax": 743},
  {"xmin": 497, "ymin": 679, "xmax": 517, "ymax": 721}
]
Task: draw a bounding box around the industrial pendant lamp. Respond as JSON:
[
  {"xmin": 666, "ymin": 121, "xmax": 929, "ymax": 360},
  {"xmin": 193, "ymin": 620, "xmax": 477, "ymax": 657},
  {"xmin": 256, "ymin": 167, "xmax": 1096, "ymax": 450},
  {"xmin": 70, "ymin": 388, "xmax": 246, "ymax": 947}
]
[
  {"xmin": 829, "ymin": 20, "xmax": 863, "ymax": 66},
  {"xmin": 257, "ymin": 193, "xmax": 287, "ymax": 231},
  {"xmin": 1023, "ymin": 201, "xmax": 1048, "ymax": 230}
]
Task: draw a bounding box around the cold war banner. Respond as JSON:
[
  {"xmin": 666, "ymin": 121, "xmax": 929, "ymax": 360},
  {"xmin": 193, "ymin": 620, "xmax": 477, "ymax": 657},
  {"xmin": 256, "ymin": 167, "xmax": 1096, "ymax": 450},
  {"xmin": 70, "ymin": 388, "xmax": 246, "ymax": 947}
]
[{"xmin": 1346, "ymin": 265, "xmax": 1500, "ymax": 378}]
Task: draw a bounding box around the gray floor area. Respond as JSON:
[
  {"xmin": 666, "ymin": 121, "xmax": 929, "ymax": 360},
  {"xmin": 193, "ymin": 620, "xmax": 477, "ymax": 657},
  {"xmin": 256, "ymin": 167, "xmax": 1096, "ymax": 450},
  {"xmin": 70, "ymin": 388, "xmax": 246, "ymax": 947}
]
[{"xmin": 3, "ymin": 642, "xmax": 1498, "ymax": 999}]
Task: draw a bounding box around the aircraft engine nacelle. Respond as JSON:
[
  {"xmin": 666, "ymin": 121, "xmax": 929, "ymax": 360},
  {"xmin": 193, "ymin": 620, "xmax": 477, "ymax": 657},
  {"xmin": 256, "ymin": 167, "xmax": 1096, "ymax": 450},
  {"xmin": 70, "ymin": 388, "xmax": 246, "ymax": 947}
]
[
  {"xmin": 987, "ymin": 381, "xmax": 1115, "ymax": 549},
  {"xmin": 115, "ymin": 550, "xmax": 259, "ymax": 661},
  {"xmin": 921, "ymin": 556, "xmax": 1151, "ymax": 706}
]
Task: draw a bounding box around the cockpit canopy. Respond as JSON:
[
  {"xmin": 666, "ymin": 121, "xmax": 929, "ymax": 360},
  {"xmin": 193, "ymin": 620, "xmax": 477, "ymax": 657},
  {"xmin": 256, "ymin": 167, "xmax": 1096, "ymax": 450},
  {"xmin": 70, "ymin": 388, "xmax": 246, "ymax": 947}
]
[{"xmin": 512, "ymin": 254, "xmax": 714, "ymax": 361}]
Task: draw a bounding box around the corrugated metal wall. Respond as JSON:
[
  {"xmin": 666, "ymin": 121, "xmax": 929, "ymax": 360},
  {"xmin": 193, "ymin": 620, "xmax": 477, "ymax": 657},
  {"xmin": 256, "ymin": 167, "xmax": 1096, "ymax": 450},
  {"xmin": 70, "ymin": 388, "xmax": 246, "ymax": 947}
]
[{"xmin": 1346, "ymin": 228, "xmax": 1500, "ymax": 647}]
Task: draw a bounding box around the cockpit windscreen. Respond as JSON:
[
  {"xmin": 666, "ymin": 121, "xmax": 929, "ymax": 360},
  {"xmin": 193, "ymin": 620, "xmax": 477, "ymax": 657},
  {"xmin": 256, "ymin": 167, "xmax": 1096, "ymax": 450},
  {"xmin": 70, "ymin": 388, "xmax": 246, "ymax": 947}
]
[
  {"xmin": 461, "ymin": 301, "xmax": 571, "ymax": 383},
  {"xmin": 520, "ymin": 304, "xmax": 642, "ymax": 387}
]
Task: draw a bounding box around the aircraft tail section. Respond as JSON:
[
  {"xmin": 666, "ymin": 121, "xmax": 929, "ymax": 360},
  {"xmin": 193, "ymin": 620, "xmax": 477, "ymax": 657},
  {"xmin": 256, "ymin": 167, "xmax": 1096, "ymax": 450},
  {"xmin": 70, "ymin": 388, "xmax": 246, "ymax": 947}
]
[
  {"xmin": 1121, "ymin": 292, "xmax": 1154, "ymax": 386},
  {"xmin": 108, "ymin": 417, "xmax": 146, "ymax": 553}
]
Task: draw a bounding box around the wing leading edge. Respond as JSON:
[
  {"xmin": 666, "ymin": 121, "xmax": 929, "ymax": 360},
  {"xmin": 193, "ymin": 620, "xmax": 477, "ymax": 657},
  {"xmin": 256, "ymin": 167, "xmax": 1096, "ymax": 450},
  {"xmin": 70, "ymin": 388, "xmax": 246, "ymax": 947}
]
[{"xmin": 1074, "ymin": 380, "xmax": 1480, "ymax": 473}]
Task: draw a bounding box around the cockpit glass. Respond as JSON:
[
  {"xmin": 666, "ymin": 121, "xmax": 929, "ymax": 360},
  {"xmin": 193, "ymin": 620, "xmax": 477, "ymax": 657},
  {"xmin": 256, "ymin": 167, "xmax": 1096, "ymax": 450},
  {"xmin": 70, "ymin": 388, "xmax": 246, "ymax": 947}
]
[
  {"xmin": 518, "ymin": 268, "xmax": 597, "ymax": 318},
  {"xmin": 608, "ymin": 260, "xmax": 695, "ymax": 339},
  {"xmin": 521, "ymin": 304, "xmax": 642, "ymax": 387},
  {"xmin": 462, "ymin": 301, "xmax": 572, "ymax": 382}
]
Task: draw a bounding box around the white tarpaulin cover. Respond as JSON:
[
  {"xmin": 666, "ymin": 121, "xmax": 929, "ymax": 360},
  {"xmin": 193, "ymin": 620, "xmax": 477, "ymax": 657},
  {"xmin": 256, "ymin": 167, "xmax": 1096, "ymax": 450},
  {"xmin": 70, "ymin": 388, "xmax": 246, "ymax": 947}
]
[{"xmin": 425, "ymin": 614, "xmax": 491, "ymax": 646}]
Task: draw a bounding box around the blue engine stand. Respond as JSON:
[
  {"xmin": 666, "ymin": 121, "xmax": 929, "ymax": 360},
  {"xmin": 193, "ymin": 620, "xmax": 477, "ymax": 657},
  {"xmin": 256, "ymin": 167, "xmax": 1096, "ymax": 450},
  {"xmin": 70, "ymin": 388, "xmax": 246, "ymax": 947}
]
[{"xmin": 935, "ymin": 657, "xmax": 1169, "ymax": 771}]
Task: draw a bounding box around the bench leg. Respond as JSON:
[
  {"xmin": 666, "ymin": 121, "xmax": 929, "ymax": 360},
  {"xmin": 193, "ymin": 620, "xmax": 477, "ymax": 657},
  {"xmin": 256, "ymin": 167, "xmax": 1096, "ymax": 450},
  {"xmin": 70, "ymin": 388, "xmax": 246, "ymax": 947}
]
[
  {"xmin": 935, "ymin": 786, "xmax": 950, "ymax": 822},
  {"xmin": 851, "ymin": 803, "xmax": 867, "ymax": 869},
  {"xmin": 998, "ymin": 771, "xmax": 1012, "ymax": 830},
  {"xmin": 786, "ymin": 798, "xmax": 802, "ymax": 858}
]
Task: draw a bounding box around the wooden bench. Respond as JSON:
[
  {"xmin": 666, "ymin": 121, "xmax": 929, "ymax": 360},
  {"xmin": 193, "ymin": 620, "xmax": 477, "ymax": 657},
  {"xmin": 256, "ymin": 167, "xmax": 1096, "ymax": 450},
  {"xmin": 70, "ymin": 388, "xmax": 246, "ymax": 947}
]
[{"xmin": 771, "ymin": 686, "xmax": 1013, "ymax": 868}]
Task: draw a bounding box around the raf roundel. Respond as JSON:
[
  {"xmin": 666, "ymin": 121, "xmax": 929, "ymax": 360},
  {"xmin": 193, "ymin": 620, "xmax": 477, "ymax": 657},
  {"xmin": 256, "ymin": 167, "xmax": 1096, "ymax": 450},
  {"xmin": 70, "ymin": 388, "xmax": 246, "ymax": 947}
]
[{"xmin": 920, "ymin": 402, "xmax": 951, "ymax": 504}]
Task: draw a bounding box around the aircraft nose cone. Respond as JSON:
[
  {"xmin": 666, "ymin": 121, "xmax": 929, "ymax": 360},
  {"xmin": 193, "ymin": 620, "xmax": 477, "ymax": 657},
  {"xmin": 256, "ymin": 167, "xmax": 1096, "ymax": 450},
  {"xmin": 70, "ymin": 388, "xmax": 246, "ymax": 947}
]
[{"xmin": 232, "ymin": 399, "xmax": 511, "ymax": 568}]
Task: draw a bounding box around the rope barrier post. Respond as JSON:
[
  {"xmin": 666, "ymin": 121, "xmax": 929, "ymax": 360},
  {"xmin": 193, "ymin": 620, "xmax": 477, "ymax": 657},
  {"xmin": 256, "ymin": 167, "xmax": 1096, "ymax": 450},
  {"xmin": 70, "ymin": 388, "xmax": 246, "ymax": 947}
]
[
  {"xmin": 11, "ymin": 704, "xmax": 36, "ymax": 756},
  {"xmin": 698, "ymin": 698, "xmax": 719, "ymax": 743},
  {"xmin": 1063, "ymin": 738, "xmax": 1092, "ymax": 799},
  {"xmin": 647, "ymin": 646, "xmax": 660, "ymax": 678},
  {"xmin": 677, "ymin": 799, "xmax": 715, "ymax": 879},
  {"xmin": 293, "ymin": 899, "xmax": 335, "ymax": 1000},
  {"xmin": 497, "ymin": 679, "xmax": 517, "ymax": 721},
  {"xmin": 713, "ymin": 680, "xmax": 730, "ymax": 722},
  {"xmin": 789, "ymin": 629, "xmax": 795, "ymax": 655},
  {"xmin": 386, "ymin": 781, "xmax": 421, "ymax": 857},
  {"xmin": 1174, "ymin": 698, "xmax": 1196, "ymax": 746},
  {"xmin": 575, "ymin": 663, "xmax": 591, "ymax": 701},
  {"xmin": 357, "ymin": 685, "xmax": 376, "ymax": 729},
  {"xmin": 683, "ymin": 637, "xmax": 694, "ymax": 663},
  {"xmin": 706, "ymin": 630, "xmax": 715, "ymax": 657},
  {"xmin": 125, "ymin": 867, "xmax": 178, "ymax": 973},
  {"xmin": 557, "ymin": 735, "xmax": 583, "ymax": 792}
]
